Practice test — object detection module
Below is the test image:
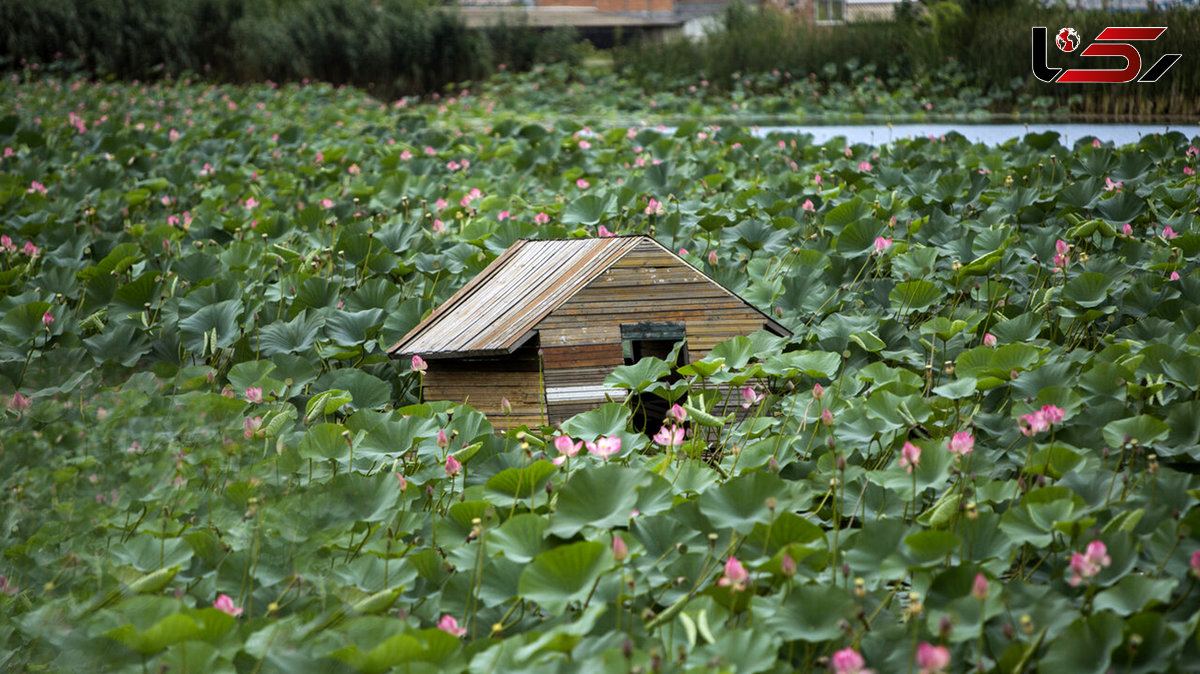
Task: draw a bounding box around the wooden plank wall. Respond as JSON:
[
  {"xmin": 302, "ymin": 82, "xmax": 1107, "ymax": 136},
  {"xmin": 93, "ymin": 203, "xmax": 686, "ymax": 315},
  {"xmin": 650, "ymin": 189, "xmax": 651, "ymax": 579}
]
[
  {"xmin": 421, "ymin": 343, "xmax": 546, "ymax": 431},
  {"xmin": 536, "ymin": 239, "xmax": 772, "ymax": 426}
]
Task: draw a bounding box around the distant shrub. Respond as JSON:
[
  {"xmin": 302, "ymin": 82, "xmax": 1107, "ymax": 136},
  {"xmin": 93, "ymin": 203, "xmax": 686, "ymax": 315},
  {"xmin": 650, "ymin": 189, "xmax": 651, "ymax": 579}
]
[
  {"xmin": 0, "ymin": 0, "xmax": 581, "ymax": 97},
  {"xmin": 614, "ymin": 1, "xmax": 1200, "ymax": 119}
]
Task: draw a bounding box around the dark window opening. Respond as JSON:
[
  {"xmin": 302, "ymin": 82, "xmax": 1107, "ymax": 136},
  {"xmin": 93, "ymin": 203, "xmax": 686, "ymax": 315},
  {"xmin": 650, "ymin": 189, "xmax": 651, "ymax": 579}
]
[{"xmin": 621, "ymin": 322, "xmax": 688, "ymax": 434}]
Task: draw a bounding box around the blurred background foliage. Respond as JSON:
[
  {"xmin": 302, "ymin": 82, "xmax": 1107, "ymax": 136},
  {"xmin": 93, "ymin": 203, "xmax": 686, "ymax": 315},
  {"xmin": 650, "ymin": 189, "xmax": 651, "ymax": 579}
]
[
  {"xmin": 0, "ymin": 0, "xmax": 1195, "ymax": 117},
  {"xmin": 615, "ymin": 1, "xmax": 1200, "ymax": 119},
  {"xmin": 0, "ymin": 0, "xmax": 583, "ymax": 98}
]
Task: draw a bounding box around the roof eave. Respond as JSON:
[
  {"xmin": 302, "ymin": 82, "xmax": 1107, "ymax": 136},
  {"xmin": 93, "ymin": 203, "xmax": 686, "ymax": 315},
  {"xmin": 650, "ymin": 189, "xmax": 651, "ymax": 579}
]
[
  {"xmin": 764, "ymin": 318, "xmax": 791, "ymax": 337},
  {"xmin": 391, "ymin": 330, "xmax": 538, "ymax": 361}
]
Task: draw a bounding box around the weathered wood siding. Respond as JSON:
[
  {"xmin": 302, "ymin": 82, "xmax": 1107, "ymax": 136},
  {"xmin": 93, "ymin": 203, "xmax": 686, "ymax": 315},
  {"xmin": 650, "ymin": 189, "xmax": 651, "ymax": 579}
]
[
  {"xmin": 421, "ymin": 344, "xmax": 546, "ymax": 431},
  {"xmin": 536, "ymin": 238, "xmax": 774, "ymax": 426}
]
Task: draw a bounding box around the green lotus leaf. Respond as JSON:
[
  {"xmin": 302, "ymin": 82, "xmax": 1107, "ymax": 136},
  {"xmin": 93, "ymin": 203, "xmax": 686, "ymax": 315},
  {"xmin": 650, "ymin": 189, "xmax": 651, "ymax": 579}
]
[
  {"xmin": 517, "ymin": 540, "xmax": 610, "ymax": 616},
  {"xmin": 548, "ymin": 465, "xmax": 649, "ymax": 537}
]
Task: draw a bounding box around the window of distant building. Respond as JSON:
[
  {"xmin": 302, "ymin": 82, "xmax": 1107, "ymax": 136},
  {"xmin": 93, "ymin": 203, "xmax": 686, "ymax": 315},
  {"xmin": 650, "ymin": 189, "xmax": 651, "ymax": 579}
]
[{"xmin": 816, "ymin": 0, "xmax": 846, "ymax": 23}]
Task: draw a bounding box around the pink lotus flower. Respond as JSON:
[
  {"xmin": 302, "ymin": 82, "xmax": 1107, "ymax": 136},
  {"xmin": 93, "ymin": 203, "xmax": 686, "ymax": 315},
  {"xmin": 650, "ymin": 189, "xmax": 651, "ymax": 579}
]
[
  {"xmin": 395, "ymin": 472, "xmax": 407, "ymax": 491},
  {"xmin": 497, "ymin": 210, "xmax": 510, "ymax": 221},
  {"xmin": 653, "ymin": 425, "xmax": 685, "ymax": 447},
  {"xmin": 1053, "ymin": 239, "xmax": 1070, "ymax": 270},
  {"xmin": 431, "ymin": 219, "xmax": 446, "ymax": 234},
  {"xmin": 812, "ymin": 383, "xmax": 825, "ymax": 400},
  {"xmin": 666, "ymin": 404, "xmax": 687, "ymax": 423},
  {"xmin": 437, "ymin": 430, "xmax": 449, "ymax": 449},
  {"xmin": 586, "ymin": 436, "xmax": 622, "ymax": 460},
  {"xmin": 1092, "ymin": 138, "xmax": 1101, "ymax": 148},
  {"xmin": 534, "ymin": 212, "xmax": 550, "ymax": 225},
  {"xmin": 781, "ymin": 552, "xmax": 796, "ymax": 576},
  {"xmin": 41, "ymin": 311, "xmax": 54, "ymax": 327},
  {"xmin": 445, "ymin": 453, "xmax": 462, "ymax": 477},
  {"xmin": 644, "ymin": 198, "xmax": 664, "ymax": 215},
  {"xmin": 1068, "ymin": 540, "xmax": 1111, "ymax": 586},
  {"xmin": 915, "ymin": 642, "xmax": 950, "ymax": 674},
  {"xmin": 972, "ymin": 572, "xmax": 989, "ymax": 600},
  {"xmin": 321, "ymin": 198, "xmax": 334, "ymax": 209},
  {"xmin": 802, "ymin": 199, "xmax": 815, "ymax": 212},
  {"xmin": 554, "ymin": 435, "xmax": 582, "ymax": 457},
  {"xmin": 9, "ymin": 392, "xmax": 32, "ymax": 412},
  {"xmin": 1163, "ymin": 225, "xmax": 1179, "ymax": 239},
  {"xmin": 438, "ymin": 614, "xmax": 467, "ymax": 637},
  {"xmin": 821, "ymin": 408, "xmax": 834, "ymax": 426},
  {"xmin": 1185, "ymin": 167, "xmax": 1195, "ymax": 176},
  {"xmin": 717, "ymin": 556, "xmax": 749, "ymax": 591},
  {"xmin": 741, "ymin": 386, "xmax": 765, "ymax": 408},
  {"xmin": 576, "ymin": 178, "xmax": 590, "ymax": 189},
  {"xmin": 435, "ymin": 198, "xmax": 448, "ymax": 211},
  {"xmin": 899, "ymin": 441, "xmax": 921, "ymax": 473},
  {"xmin": 244, "ymin": 387, "xmax": 263, "ymax": 404},
  {"xmin": 245, "ymin": 197, "xmax": 258, "ymax": 209},
  {"xmin": 830, "ymin": 647, "xmax": 872, "ymax": 674},
  {"xmin": 1190, "ymin": 550, "xmax": 1200, "ymax": 578},
  {"xmin": 873, "ymin": 237, "xmax": 892, "ymax": 254},
  {"xmin": 598, "ymin": 225, "xmax": 615, "ymax": 238},
  {"xmin": 0, "ymin": 235, "xmax": 13, "ymax": 252},
  {"xmin": 1105, "ymin": 177, "xmax": 1122, "ymax": 191},
  {"xmin": 947, "ymin": 431, "xmax": 974, "ymax": 456},
  {"xmin": 400, "ymin": 150, "xmax": 413, "ymax": 161},
  {"xmin": 983, "ymin": 333, "xmax": 997, "ymax": 347},
  {"xmin": 424, "ymin": 146, "xmax": 436, "ymax": 156},
  {"xmin": 708, "ymin": 250, "xmax": 718, "ymax": 266},
  {"xmin": 552, "ymin": 435, "xmax": 583, "ymax": 465},
  {"xmin": 23, "ymin": 241, "xmax": 38, "ymax": 257},
  {"xmin": 1123, "ymin": 223, "xmax": 1133, "ymax": 236},
  {"xmin": 1018, "ymin": 411, "xmax": 1049, "ymax": 436},
  {"xmin": 1039, "ymin": 404, "xmax": 1065, "ymax": 425},
  {"xmin": 858, "ymin": 161, "xmax": 872, "ymax": 172},
  {"xmin": 411, "ymin": 355, "xmax": 428, "ymax": 373},
  {"xmin": 213, "ymin": 594, "xmax": 243, "ymax": 616},
  {"xmin": 612, "ymin": 535, "xmax": 628, "ymax": 562},
  {"xmin": 1171, "ymin": 271, "xmax": 1181, "ymax": 281},
  {"xmin": 814, "ymin": 174, "xmax": 822, "ymax": 185},
  {"xmin": 243, "ymin": 416, "xmax": 263, "ymax": 439}
]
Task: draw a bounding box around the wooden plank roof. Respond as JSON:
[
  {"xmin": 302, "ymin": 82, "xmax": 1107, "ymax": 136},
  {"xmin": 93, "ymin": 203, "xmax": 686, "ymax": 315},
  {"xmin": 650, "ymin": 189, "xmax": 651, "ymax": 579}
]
[{"xmin": 387, "ymin": 235, "xmax": 789, "ymax": 359}]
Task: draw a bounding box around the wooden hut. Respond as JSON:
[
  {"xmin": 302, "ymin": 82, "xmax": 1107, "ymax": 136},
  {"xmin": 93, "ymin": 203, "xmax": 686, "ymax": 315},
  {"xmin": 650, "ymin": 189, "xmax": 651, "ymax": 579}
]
[{"xmin": 387, "ymin": 235, "xmax": 790, "ymax": 431}]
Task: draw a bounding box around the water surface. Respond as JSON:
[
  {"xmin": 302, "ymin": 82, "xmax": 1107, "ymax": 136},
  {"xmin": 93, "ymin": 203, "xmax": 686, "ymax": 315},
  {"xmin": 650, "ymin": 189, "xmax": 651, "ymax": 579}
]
[{"xmin": 746, "ymin": 123, "xmax": 1200, "ymax": 146}]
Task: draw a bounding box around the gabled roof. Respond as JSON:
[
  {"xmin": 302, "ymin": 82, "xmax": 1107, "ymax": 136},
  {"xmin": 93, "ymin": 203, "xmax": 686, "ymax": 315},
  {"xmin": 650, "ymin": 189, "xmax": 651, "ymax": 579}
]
[{"xmin": 387, "ymin": 235, "xmax": 789, "ymax": 359}]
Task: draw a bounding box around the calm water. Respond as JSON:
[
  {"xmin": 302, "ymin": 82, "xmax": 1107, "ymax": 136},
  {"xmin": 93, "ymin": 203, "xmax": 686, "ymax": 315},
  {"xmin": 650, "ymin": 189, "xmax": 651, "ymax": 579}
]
[{"xmin": 747, "ymin": 123, "xmax": 1200, "ymax": 147}]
